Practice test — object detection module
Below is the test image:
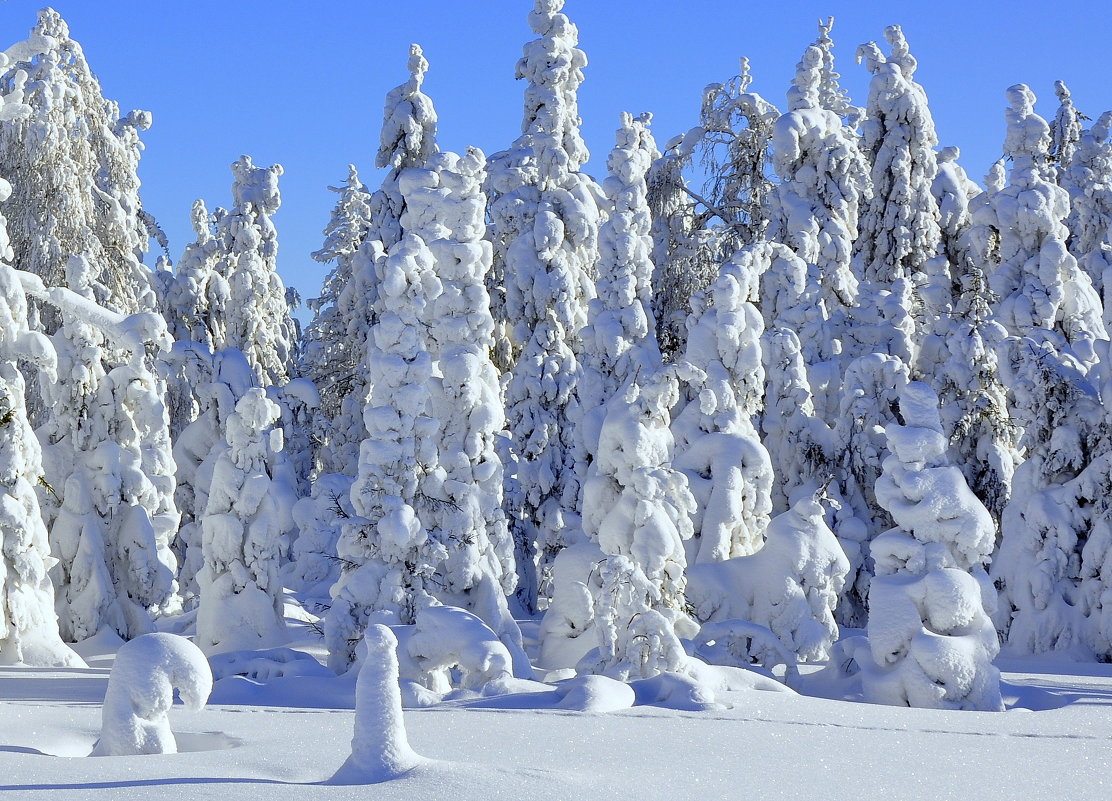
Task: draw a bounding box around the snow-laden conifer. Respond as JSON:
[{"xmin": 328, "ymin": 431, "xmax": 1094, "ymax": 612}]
[
  {"xmin": 32, "ymin": 257, "xmax": 179, "ymax": 642},
  {"xmin": 853, "ymin": 27, "xmax": 941, "ymax": 287},
  {"xmin": 766, "ymin": 43, "xmax": 870, "ymax": 420},
  {"xmin": 1065, "ymin": 112, "xmax": 1112, "ymax": 290},
  {"xmin": 1049, "ymin": 80, "xmax": 1083, "ymax": 182},
  {"xmin": 301, "ymin": 166, "xmax": 374, "ymax": 476},
  {"xmin": 831, "ymin": 353, "xmax": 909, "ymax": 627},
  {"xmin": 861, "ymin": 382, "xmax": 1003, "ymax": 711},
  {"xmin": 196, "ymin": 387, "xmax": 289, "ymax": 653},
  {"xmin": 216, "ymin": 156, "xmax": 297, "ymax": 388},
  {"xmin": 487, "ymin": 0, "xmax": 600, "ymax": 610},
  {"xmin": 671, "ymin": 256, "xmax": 773, "ymax": 562},
  {"xmin": 990, "ymin": 84, "xmax": 1106, "ymax": 372},
  {"xmin": 0, "ymin": 185, "xmax": 82, "ymax": 665},
  {"xmin": 415, "ymin": 148, "xmax": 525, "ymax": 673}
]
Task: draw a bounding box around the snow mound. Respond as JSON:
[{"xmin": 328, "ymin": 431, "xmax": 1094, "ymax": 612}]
[{"xmin": 208, "ymin": 648, "xmax": 333, "ymax": 682}]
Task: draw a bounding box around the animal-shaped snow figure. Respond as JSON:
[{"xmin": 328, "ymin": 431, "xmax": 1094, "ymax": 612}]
[
  {"xmin": 330, "ymin": 624, "xmax": 425, "ymax": 784},
  {"xmin": 91, "ymin": 633, "xmax": 212, "ymax": 756}
]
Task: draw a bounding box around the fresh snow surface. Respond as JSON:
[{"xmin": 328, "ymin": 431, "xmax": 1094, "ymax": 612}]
[{"xmin": 1, "ymin": 611, "xmax": 1111, "ymax": 800}]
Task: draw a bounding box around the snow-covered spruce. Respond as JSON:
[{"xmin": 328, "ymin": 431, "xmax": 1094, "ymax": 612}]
[
  {"xmin": 760, "ymin": 326, "xmax": 832, "ymax": 515},
  {"xmin": 91, "ymin": 633, "xmax": 212, "ymax": 756},
  {"xmin": 487, "ymin": 0, "xmax": 600, "ymax": 610},
  {"xmin": 0, "ymin": 212, "xmax": 82, "ymax": 666},
  {"xmin": 852, "ymin": 26, "xmax": 940, "ymax": 289},
  {"xmin": 300, "ymin": 166, "xmax": 374, "ymax": 477},
  {"xmin": 574, "ymin": 373, "xmax": 697, "ymax": 680},
  {"xmin": 325, "ymin": 208, "xmax": 441, "ymax": 673},
  {"xmin": 213, "ymin": 156, "xmax": 297, "ymax": 388},
  {"xmin": 686, "ymin": 493, "xmax": 849, "ymax": 663},
  {"xmin": 989, "ymin": 84, "xmax": 1105, "ymax": 373},
  {"xmin": 992, "ymin": 337, "xmax": 1106, "ymax": 656},
  {"xmin": 284, "ymin": 473, "xmax": 354, "ymax": 598},
  {"xmin": 1049, "ymin": 80, "xmax": 1083, "ymax": 183},
  {"xmin": 329, "ymin": 624, "xmax": 424, "ymax": 784},
  {"xmin": 196, "ymin": 387, "xmax": 289, "ymax": 654},
  {"xmin": 670, "ymin": 254, "xmax": 772, "ymax": 563},
  {"xmin": 765, "ymin": 43, "xmax": 870, "ymax": 420},
  {"xmin": 860, "ymin": 382, "xmax": 1002, "ymax": 711},
  {"xmin": 1065, "ymin": 111, "xmax": 1112, "ymax": 291},
  {"xmin": 409, "ymin": 147, "xmax": 526, "ymax": 673},
  {"xmin": 32, "ymin": 257, "xmax": 180, "ymax": 642},
  {"xmin": 935, "ymin": 265, "xmax": 1018, "ymax": 526},
  {"xmin": 830, "ymin": 352, "xmax": 909, "ymax": 628}
]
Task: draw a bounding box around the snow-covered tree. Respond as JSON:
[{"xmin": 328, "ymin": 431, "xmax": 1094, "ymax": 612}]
[
  {"xmin": 992, "ymin": 337, "xmax": 1107, "ymax": 656},
  {"xmin": 990, "ymin": 84, "xmax": 1105, "ymax": 373},
  {"xmin": 32, "ymin": 257, "xmax": 179, "ymax": 642},
  {"xmin": 415, "ymin": 148, "xmax": 525, "ymax": 672},
  {"xmin": 1049, "ymin": 80, "xmax": 1083, "ymax": 182},
  {"xmin": 1064, "ymin": 111, "xmax": 1112, "ymax": 290},
  {"xmin": 671, "ymin": 256, "xmax": 773, "ymax": 563},
  {"xmin": 0, "ymin": 9, "xmax": 158, "ymax": 316},
  {"xmin": 215, "ymin": 156, "xmax": 297, "ymax": 388},
  {"xmin": 831, "ymin": 352, "xmax": 909, "ymax": 627},
  {"xmin": 300, "ymin": 166, "xmax": 374, "ymax": 476},
  {"xmin": 0, "ymin": 187, "xmax": 82, "ymax": 665},
  {"xmin": 766, "ymin": 43, "xmax": 871, "ymax": 420},
  {"xmin": 687, "ymin": 493, "xmax": 849, "ymax": 663},
  {"xmin": 579, "ymin": 374, "xmax": 697, "ymax": 680},
  {"xmin": 487, "ymin": 0, "xmax": 600, "ymax": 610},
  {"xmin": 196, "ymin": 387, "xmax": 289, "ymax": 654},
  {"xmin": 760, "ymin": 326, "xmax": 831, "ymax": 514},
  {"xmin": 853, "ymin": 27, "xmax": 940, "ymax": 288},
  {"xmin": 861, "ymin": 382, "xmax": 1003, "ymax": 711}
]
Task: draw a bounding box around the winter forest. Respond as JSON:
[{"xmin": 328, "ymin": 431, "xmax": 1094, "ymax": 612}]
[{"xmin": 2, "ymin": 1, "xmax": 1112, "ymax": 798}]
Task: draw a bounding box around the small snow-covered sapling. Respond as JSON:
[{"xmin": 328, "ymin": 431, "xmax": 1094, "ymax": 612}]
[
  {"xmin": 330, "ymin": 624, "xmax": 425, "ymax": 784},
  {"xmin": 91, "ymin": 633, "xmax": 212, "ymax": 756}
]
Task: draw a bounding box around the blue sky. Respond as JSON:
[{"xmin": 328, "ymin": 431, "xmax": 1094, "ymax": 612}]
[{"xmin": 0, "ymin": 1, "xmax": 1109, "ymax": 306}]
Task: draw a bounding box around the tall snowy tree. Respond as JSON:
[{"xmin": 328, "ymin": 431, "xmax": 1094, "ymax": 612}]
[
  {"xmin": 1064, "ymin": 111, "xmax": 1112, "ymax": 291},
  {"xmin": 487, "ymin": 0, "xmax": 600, "ymax": 611},
  {"xmin": 861, "ymin": 382, "xmax": 1003, "ymax": 711},
  {"xmin": 299, "ymin": 166, "xmax": 374, "ymax": 476},
  {"xmin": 214, "ymin": 156, "xmax": 297, "ymax": 388},
  {"xmin": 31, "ymin": 256, "xmax": 179, "ymax": 642},
  {"xmin": 765, "ymin": 43, "xmax": 871, "ymax": 420},
  {"xmin": 196, "ymin": 387, "xmax": 288, "ymax": 653},
  {"xmin": 853, "ymin": 26, "xmax": 941, "ymax": 288},
  {"xmin": 0, "ymin": 181, "xmax": 82, "ymax": 667}
]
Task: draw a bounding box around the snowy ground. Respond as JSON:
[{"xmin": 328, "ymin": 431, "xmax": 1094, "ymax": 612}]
[{"xmin": 2, "ymin": 616, "xmax": 1110, "ymax": 801}]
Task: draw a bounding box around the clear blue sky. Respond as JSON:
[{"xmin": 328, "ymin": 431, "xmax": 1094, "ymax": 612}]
[{"xmin": 0, "ymin": 1, "xmax": 1109, "ymax": 307}]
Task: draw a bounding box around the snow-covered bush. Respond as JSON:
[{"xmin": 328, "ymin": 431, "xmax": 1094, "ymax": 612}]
[
  {"xmin": 686, "ymin": 494, "xmax": 849, "ymax": 663},
  {"xmin": 196, "ymin": 388, "xmax": 289, "ymax": 654},
  {"xmin": 407, "ymin": 605, "xmax": 514, "ymax": 692},
  {"xmin": 861, "ymin": 382, "xmax": 1002, "ymax": 711},
  {"xmin": 91, "ymin": 633, "xmax": 212, "ymax": 756},
  {"xmin": 330, "ymin": 624, "xmax": 424, "ymax": 784}
]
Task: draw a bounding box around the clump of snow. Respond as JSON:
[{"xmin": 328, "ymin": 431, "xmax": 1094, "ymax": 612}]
[
  {"xmin": 406, "ymin": 605, "xmax": 514, "ymax": 693},
  {"xmin": 91, "ymin": 632, "xmax": 212, "ymax": 756}
]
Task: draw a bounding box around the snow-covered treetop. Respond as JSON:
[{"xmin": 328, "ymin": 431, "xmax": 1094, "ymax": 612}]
[
  {"xmin": 1050, "ymin": 79, "xmax": 1082, "ymax": 172},
  {"xmin": 377, "ymin": 44, "xmax": 438, "ymax": 171},
  {"xmin": 813, "ymin": 17, "xmax": 862, "ymax": 123},
  {"xmin": 516, "ymin": 0, "xmax": 590, "ymax": 173},
  {"xmin": 231, "ymin": 155, "xmax": 282, "ymax": 218},
  {"xmin": 786, "ymin": 45, "xmax": 823, "ymax": 112},
  {"xmin": 1004, "ymin": 84, "xmax": 1054, "ymax": 186}
]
